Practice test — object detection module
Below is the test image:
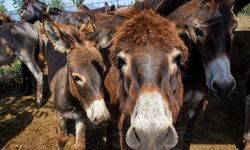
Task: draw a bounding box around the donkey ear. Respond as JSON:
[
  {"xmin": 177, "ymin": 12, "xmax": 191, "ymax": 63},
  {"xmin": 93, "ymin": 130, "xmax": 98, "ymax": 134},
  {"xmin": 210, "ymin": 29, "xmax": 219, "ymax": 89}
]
[
  {"xmin": 43, "ymin": 20, "xmax": 72, "ymax": 54},
  {"xmin": 104, "ymin": 2, "xmax": 110, "ymax": 13},
  {"xmin": 79, "ymin": 21, "xmax": 95, "ymax": 35},
  {"xmin": 144, "ymin": 0, "xmax": 166, "ymax": 12}
]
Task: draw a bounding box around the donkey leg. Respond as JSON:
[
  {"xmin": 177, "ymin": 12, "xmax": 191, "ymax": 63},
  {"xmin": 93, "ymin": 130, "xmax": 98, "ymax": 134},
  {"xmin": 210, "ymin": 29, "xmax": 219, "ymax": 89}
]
[
  {"xmin": 57, "ymin": 113, "xmax": 68, "ymax": 150},
  {"xmin": 21, "ymin": 63, "xmax": 33, "ymax": 94},
  {"xmin": 244, "ymin": 95, "xmax": 250, "ymax": 150},
  {"xmin": 21, "ymin": 58, "xmax": 43, "ymax": 107},
  {"xmin": 74, "ymin": 119, "xmax": 86, "ymax": 150},
  {"xmin": 181, "ymin": 90, "xmax": 206, "ymax": 150}
]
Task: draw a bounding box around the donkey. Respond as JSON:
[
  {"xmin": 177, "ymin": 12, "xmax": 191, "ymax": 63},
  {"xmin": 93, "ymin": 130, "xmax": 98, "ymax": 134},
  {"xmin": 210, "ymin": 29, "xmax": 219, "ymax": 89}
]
[
  {"xmin": 43, "ymin": 19, "xmax": 110, "ymax": 149},
  {"xmin": 143, "ymin": 0, "xmax": 237, "ymax": 149},
  {"xmin": 0, "ymin": 21, "xmax": 44, "ymax": 107},
  {"xmin": 104, "ymin": 9, "xmax": 189, "ymax": 150}
]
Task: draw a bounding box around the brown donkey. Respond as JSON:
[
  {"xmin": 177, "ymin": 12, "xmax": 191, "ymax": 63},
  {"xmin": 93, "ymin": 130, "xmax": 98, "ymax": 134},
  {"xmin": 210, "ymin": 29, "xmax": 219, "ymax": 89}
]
[
  {"xmin": 105, "ymin": 9, "xmax": 189, "ymax": 150},
  {"xmin": 43, "ymin": 20, "xmax": 110, "ymax": 149}
]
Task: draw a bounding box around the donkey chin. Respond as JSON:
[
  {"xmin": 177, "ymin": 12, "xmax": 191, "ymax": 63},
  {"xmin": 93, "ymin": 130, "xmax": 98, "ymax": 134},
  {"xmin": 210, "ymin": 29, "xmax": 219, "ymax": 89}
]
[
  {"xmin": 85, "ymin": 99, "xmax": 110, "ymax": 125},
  {"xmin": 126, "ymin": 91, "xmax": 178, "ymax": 150}
]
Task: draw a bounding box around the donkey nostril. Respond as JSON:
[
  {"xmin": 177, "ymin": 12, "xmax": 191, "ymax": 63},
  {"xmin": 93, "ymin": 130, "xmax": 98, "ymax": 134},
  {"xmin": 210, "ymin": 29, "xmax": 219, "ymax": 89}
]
[
  {"xmin": 164, "ymin": 127, "xmax": 170, "ymax": 139},
  {"xmin": 134, "ymin": 128, "xmax": 140, "ymax": 142},
  {"xmin": 212, "ymin": 81, "xmax": 219, "ymax": 92},
  {"xmin": 211, "ymin": 79, "xmax": 236, "ymax": 97}
]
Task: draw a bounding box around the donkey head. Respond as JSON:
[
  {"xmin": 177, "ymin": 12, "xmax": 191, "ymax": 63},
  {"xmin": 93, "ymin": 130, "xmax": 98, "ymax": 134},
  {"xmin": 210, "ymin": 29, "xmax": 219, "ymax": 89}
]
[
  {"xmin": 20, "ymin": 0, "xmax": 47, "ymax": 23},
  {"xmin": 169, "ymin": 0, "xmax": 237, "ymax": 97},
  {"xmin": 44, "ymin": 20, "xmax": 110, "ymax": 124}
]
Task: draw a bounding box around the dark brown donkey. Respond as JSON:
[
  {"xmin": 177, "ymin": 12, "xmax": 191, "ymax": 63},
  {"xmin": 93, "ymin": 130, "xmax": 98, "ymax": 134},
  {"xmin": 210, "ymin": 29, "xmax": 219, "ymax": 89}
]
[
  {"xmin": 105, "ymin": 9, "xmax": 189, "ymax": 149},
  {"xmin": 0, "ymin": 21, "xmax": 44, "ymax": 107},
  {"xmin": 145, "ymin": 0, "xmax": 237, "ymax": 149},
  {"xmin": 43, "ymin": 20, "xmax": 110, "ymax": 149}
]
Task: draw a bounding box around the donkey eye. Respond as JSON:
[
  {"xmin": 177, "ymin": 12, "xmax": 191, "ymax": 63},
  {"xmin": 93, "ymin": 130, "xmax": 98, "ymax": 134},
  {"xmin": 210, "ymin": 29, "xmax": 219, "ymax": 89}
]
[
  {"xmin": 117, "ymin": 56, "xmax": 127, "ymax": 70},
  {"xmin": 73, "ymin": 75, "xmax": 81, "ymax": 82},
  {"xmin": 173, "ymin": 54, "xmax": 182, "ymax": 66},
  {"xmin": 195, "ymin": 28, "xmax": 204, "ymax": 37},
  {"xmin": 72, "ymin": 73, "xmax": 86, "ymax": 87}
]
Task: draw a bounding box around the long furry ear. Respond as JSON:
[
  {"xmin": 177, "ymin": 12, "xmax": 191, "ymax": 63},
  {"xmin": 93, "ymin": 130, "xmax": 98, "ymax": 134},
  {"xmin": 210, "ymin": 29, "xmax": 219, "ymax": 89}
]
[
  {"xmin": 144, "ymin": 0, "xmax": 166, "ymax": 11},
  {"xmin": 79, "ymin": 21, "xmax": 96, "ymax": 35},
  {"xmin": 43, "ymin": 20, "xmax": 72, "ymax": 54}
]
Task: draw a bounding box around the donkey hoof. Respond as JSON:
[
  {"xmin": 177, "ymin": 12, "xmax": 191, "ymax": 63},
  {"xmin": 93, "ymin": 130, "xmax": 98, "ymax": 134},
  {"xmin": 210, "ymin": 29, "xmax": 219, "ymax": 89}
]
[
  {"xmin": 36, "ymin": 102, "xmax": 42, "ymax": 108},
  {"xmin": 36, "ymin": 100, "xmax": 43, "ymax": 108}
]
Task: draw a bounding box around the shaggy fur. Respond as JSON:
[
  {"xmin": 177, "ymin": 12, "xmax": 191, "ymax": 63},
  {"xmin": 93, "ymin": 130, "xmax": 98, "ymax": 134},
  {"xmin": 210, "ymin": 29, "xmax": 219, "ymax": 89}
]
[
  {"xmin": 105, "ymin": 9, "xmax": 188, "ymax": 149},
  {"xmin": 108, "ymin": 9, "xmax": 188, "ymax": 120}
]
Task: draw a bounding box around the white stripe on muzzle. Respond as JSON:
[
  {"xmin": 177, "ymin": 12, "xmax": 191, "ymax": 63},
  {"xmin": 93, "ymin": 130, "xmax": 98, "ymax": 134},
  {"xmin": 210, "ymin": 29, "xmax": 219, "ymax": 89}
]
[{"xmin": 86, "ymin": 99, "xmax": 110, "ymax": 125}]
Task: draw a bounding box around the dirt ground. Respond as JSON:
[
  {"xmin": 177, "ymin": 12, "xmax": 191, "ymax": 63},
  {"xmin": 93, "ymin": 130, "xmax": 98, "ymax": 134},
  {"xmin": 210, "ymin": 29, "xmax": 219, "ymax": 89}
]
[{"xmin": 0, "ymin": 17, "xmax": 249, "ymax": 150}]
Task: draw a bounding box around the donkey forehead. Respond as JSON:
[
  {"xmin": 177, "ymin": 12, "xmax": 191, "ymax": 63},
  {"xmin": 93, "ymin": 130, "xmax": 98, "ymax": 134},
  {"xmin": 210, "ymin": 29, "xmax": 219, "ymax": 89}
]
[{"xmin": 196, "ymin": 3, "xmax": 235, "ymax": 27}]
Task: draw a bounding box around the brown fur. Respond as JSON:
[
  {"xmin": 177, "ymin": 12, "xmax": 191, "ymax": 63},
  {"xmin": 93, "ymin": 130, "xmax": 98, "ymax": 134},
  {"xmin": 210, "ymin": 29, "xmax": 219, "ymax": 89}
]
[
  {"xmin": 0, "ymin": 13, "xmax": 12, "ymax": 25},
  {"xmin": 109, "ymin": 9, "xmax": 188, "ymax": 118}
]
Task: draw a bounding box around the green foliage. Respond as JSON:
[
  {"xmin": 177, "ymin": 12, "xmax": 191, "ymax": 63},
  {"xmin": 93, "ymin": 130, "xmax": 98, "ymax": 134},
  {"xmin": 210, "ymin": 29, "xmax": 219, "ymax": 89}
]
[
  {"xmin": 0, "ymin": 0, "xmax": 6, "ymax": 13},
  {"xmin": 46, "ymin": 0, "xmax": 65, "ymax": 9},
  {"xmin": 71, "ymin": 0, "xmax": 84, "ymax": 8},
  {"xmin": 238, "ymin": 4, "xmax": 250, "ymax": 16},
  {"xmin": 0, "ymin": 59, "xmax": 22, "ymax": 83}
]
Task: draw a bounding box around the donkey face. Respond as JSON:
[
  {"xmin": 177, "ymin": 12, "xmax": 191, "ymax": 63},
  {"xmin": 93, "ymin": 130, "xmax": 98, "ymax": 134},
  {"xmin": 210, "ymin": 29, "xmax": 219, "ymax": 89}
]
[
  {"xmin": 44, "ymin": 21, "xmax": 110, "ymax": 124},
  {"xmin": 106, "ymin": 10, "xmax": 188, "ymax": 149},
  {"xmin": 192, "ymin": 0, "xmax": 237, "ymax": 97},
  {"xmin": 20, "ymin": 0, "xmax": 46, "ymax": 23}
]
